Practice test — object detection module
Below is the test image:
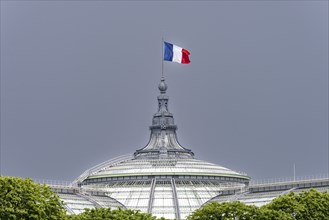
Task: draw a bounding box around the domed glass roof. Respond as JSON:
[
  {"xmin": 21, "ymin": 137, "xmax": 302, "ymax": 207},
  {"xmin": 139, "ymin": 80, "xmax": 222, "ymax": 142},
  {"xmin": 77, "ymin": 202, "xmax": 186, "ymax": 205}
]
[{"xmin": 71, "ymin": 78, "xmax": 250, "ymax": 220}]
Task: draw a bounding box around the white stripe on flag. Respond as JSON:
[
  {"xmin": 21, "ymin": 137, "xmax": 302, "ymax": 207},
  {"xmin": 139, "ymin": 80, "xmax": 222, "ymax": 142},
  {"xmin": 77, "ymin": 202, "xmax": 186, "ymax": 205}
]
[{"xmin": 172, "ymin": 45, "xmax": 182, "ymax": 63}]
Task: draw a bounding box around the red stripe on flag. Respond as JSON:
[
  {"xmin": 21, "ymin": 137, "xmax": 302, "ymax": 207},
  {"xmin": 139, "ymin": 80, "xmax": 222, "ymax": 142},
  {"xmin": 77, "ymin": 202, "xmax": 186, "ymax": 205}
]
[{"xmin": 181, "ymin": 48, "xmax": 190, "ymax": 64}]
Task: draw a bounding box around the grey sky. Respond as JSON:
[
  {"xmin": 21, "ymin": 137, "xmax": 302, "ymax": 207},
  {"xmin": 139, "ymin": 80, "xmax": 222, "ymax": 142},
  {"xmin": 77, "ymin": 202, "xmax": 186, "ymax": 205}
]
[{"xmin": 0, "ymin": 1, "xmax": 328, "ymax": 182}]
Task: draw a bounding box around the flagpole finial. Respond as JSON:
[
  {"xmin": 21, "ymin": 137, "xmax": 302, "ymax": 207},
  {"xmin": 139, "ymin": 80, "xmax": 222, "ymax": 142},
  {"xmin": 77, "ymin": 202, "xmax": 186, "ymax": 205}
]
[{"xmin": 158, "ymin": 77, "xmax": 167, "ymax": 94}]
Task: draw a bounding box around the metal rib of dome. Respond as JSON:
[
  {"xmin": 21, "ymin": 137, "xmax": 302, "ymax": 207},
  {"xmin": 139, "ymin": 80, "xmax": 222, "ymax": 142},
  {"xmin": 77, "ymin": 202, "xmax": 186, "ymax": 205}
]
[{"xmin": 72, "ymin": 77, "xmax": 250, "ymax": 220}]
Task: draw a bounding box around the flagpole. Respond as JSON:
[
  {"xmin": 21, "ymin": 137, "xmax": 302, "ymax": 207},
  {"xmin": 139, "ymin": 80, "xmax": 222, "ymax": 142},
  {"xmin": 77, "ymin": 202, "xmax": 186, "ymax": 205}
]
[
  {"xmin": 162, "ymin": 35, "xmax": 164, "ymax": 78},
  {"xmin": 293, "ymin": 163, "xmax": 296, "ymax": 181}
]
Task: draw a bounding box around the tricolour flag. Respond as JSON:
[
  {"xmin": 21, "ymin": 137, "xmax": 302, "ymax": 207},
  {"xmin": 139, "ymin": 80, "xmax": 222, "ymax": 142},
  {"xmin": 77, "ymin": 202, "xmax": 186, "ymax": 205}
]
[{"xmin": 164, "ymin": 42, "xmax": 190, "ymax": 64}]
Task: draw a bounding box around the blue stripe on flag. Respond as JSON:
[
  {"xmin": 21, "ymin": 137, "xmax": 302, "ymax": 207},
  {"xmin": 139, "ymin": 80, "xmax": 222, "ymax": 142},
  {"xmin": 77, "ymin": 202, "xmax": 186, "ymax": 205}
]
[{"xmin": 164, "ymin": 42, "xmax": 173, "ymax": 61}]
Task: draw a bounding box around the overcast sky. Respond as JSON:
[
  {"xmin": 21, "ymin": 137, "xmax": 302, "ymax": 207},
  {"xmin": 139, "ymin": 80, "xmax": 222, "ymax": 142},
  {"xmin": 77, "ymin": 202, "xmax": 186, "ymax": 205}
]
[{"xmin": 1, "ymin": 1, "xmax": 328, "ymax": 182}]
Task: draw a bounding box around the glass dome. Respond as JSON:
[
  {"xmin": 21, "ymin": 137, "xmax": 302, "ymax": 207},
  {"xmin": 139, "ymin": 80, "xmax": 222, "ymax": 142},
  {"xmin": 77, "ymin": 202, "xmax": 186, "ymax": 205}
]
[{"xmin": 68, "ymin": 78, "xmax": 250, "ymax": 220}]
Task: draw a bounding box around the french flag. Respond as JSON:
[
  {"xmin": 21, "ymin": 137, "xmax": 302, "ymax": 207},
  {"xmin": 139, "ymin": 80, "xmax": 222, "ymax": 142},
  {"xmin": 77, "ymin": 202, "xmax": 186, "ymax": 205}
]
[{"xmin": 164, "ymin": 42, "xmax": 190, "ymax": 64}]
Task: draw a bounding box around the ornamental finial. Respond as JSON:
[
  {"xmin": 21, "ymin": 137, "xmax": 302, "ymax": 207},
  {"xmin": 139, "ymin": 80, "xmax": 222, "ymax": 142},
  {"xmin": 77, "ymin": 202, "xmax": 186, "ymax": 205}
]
[{"xmin": 158, "ymin": 77, "xmax": 167, "ymax": 94}]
